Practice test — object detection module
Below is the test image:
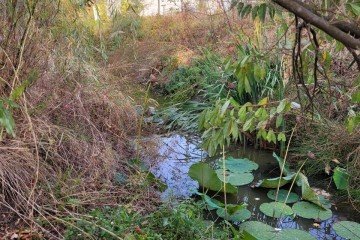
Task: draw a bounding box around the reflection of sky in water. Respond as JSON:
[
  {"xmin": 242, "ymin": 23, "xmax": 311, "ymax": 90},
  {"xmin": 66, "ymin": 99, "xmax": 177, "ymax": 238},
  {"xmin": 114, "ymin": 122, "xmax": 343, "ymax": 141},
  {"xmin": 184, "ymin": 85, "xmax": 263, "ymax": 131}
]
[
  {"xmin": 150, "ymin": 134, "xmax": 206, "ymax": 200},
  {"xmin": 150, "ymin": 134, "xmax": 359, "ymax": 240}
]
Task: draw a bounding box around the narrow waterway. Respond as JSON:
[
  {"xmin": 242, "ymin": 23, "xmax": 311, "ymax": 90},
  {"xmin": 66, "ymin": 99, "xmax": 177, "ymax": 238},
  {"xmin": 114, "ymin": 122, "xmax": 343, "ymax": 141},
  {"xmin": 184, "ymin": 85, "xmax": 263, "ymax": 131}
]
[{"xmin": 147, "ymin": 133, "xmax": 360, "ymax": 240}]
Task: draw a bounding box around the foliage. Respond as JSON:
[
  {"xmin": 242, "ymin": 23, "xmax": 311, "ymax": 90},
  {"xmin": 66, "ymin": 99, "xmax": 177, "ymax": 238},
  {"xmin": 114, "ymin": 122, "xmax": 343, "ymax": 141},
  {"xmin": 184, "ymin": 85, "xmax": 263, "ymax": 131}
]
[
  {"xmin": 333, "ymin": 167, "xmax": 350, "ymax": 190},
  {"xmin": 292, "ymin": 201, "xmax": 332, "ymax": 221},
  {"xmin": 267, "ymin": 189, "xmax": 299, "ymax": 204},
  {"xmin": 188, "ymin": 162, "xmax": 238, "ymax": 194},
  {"xmin": 199, "ymin": 98, "xmax": 291, "ymax": 156},
  {"xmin": 65, "ymin": 201, "xmax": 230, "ymax": 240},
  {"xmin": 239, "ymin": 221, "xmax": 316, "ymax": 240},
  {"xmin": 333, "ymin": 221, "xmax": 360, "ymax": 240},
  {"xmin": 259, "ymin": 202, "xmax": 293, "ymax": 218}
]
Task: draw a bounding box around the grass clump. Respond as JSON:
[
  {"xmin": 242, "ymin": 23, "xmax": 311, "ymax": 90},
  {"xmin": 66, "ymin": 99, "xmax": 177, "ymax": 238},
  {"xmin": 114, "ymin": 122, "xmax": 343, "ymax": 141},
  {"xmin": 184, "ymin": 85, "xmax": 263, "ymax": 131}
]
[{"xmin": 64, "ymin": 201, "xmax": 230, "ymax": 240}]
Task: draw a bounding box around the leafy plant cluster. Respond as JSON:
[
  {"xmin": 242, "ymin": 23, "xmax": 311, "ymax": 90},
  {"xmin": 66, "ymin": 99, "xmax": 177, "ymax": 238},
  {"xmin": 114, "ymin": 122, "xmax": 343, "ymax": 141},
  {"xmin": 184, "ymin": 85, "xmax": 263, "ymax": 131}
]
[
  {"xmin": 188, "ymin": 155, "xmax": 360, "ymax": 239},
  {"xmin": 64, "ymin": 201, "xmax": 230, "ymax": 240}
]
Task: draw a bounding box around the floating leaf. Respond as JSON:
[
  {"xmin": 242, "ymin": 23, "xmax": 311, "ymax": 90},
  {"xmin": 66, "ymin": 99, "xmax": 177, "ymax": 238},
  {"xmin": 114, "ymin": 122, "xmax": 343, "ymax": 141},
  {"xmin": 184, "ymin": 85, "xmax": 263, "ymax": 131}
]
[
  {"xmin": 333, "ymin": 167, "xmax": 349, "ymax": 190},
  {"xmin": 256, "ymin": 174, "xmax": 295, "ymax": 188},
  {"xmin": 333, "ymin": 221, "xmax": 360, "ymax": 239},
  {"xmin": 239, "ymin": 221, "xmax": 275, "ymax": 239},
  {"xmin": 259, "ymin": 202, "xmax": 293, "ymax": 218},
  {"xmin": 215, "ymin": 169, "xmax": 254, "ymax": 186},
  {"xmin": 292, "ymin": 201, "xmax": 332, "ymax": 220},
  {"xmin": 217, "ymin": 157, "xmax": 259, "ymax": 173},
  {"xmin": 277, "ymin": 229, "xmax": 316, "ymax": 240},
  {"xmin": 239, "ymin": 221, "xmax": 316, "ymax": 240},
  {"xmin": 216, "ymin": 208, "xmax": 251, "ymax": 222},
  {"xmin": 267, "ymin": 189, "xmax": 299, "ymax": 203},
  {"xmin": 188, "ymin": 163, "xmax": 237, "ymax": 194}
]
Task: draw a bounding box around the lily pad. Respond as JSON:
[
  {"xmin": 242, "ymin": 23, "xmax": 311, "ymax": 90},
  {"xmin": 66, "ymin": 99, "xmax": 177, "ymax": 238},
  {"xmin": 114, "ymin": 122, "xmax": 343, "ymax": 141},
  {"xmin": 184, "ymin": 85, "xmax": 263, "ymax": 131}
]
[
  {"xmin": 277, "ymin": 229, "xmax": 316, "ymax": 240},
  {"xmin": 240, "ymin": 221, "xmax": 316, "ymax": 240},
  {"xmin": 256, "ymin": 174, "xmax": 295, "ymax": 188},
  {"xmin": 267, "ymin": 189, "xmax": 299, "ymax": 203},
  {"xmin": 333, "ymin": 221, "xmax": 360, "ymax": 239},
  {"xmin": 216, "ymin": 208, "xmax": 251, "ymax": 222},
  {"xmin": 259, "ymin": 202, "xmax": 293, "ymax": 218},
  {"xmin": 239, "ymin": 221, "xmax": 275, "ymax": 239},
  {"xmin": 215, "ymin": 169, "xmax": 254, "ymax": 186},
  {"xmin": 333, "ymin": 167, "xmax": 349, "ymax": 190},
  {"xmin": 188, "ymin": 163, "xmax": 237, "ymax": 194},
  {"xmin": 217, "ymin": 157, "xmax": 259, "ymax": 173},
  {"xmin": 292, "ymin": 201, "xmax": 332, "ymax": 220},
  {"xmin": 273, "ymin": 152, "xmax": 292, "ymax": 176}
]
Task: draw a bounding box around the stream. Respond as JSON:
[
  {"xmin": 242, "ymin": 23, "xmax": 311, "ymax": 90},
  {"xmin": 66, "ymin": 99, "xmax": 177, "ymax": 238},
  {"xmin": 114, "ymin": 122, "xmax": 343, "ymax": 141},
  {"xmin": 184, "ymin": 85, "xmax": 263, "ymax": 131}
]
[{"xmin": 146, "ymin": 133, "xmax": 360, "ymax": 240}]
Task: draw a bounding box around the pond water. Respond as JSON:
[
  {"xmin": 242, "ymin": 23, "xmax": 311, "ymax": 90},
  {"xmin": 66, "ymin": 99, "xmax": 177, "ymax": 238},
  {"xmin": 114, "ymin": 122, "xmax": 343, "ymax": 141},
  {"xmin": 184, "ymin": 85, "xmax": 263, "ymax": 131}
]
[{"xmin": 148, "ymin": 133, "xmax": 360, "ymax": 240}]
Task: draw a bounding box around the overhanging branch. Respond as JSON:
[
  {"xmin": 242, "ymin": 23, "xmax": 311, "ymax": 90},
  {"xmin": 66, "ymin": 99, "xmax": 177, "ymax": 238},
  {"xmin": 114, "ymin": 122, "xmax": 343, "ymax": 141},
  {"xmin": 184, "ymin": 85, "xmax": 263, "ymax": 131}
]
[{"xmin": 272, "ymin": 0, "xmax": 360, "ymax": 50}]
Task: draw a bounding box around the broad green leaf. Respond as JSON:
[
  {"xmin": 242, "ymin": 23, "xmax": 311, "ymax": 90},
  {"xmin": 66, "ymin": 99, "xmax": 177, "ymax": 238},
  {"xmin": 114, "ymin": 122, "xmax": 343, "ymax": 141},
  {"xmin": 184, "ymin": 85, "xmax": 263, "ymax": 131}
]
[
  {"xmin": 267, "ymin": 189, "xmax": 299, "ymax": 204},
  {"xmin": 292, "ymin": 201, "xmax": 332, "ymax": 220},
  {"xmin": 239, "ymin": 221, "xmax": 316, "ymax": 240},
  {"xmin": 256, "ymin": 174, "xmax": 295, "ymax": 188},
  {"xmin": 217, "ymin": 157, "xmax": 259, "ymax": 173},
  {"xmin": 333, "ymin": 167, "xmax": 349, "ymax": 190},
  {"xmin": 333, "ymin": 221, "xmax": 360, "ymax": 240},
  {"xmin": 188, "ymin": 163, "xmax": 238, "ymax": 194},
  {"xmin": 216, "ymin": 208, "xmax": 251, "ymax": 222},
  {"xmin": 259, "ymin": 202, "xmax": 293, "ymax": 218},
  {"xmin": 215, "ymin": 170, "xmax": 254, "ymax": 186}
]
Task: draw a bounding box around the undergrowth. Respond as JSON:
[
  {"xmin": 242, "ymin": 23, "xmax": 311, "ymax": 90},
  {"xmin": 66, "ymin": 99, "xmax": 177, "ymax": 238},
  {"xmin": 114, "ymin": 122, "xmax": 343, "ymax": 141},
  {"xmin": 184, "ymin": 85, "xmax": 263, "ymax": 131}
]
[{"xmin": 64, "ymin": 201, "xmax": 230, "ymax": 240}]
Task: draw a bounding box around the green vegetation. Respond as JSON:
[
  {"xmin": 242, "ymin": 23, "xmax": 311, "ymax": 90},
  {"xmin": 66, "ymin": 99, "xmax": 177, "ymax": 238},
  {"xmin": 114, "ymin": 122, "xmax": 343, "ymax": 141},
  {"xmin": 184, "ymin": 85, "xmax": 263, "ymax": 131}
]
[
  {"xmin": 64, "ymin": 201, "xmax": 230, "ymax": 240},
  {"xmin": 1, "ymin": 0, "xmax": 359, "ymax": 239}
]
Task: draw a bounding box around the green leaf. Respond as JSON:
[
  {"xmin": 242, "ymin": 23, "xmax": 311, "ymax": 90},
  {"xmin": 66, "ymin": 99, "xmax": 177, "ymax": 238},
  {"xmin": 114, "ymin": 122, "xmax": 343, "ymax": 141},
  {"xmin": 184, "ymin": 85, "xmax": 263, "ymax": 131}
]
[
  {"xmin": 188, "ymin": 163, "xmax": 238, "ymax": 194},
  {"xmin": 333, "ymin": 221, "xmax": 360, "ymax": 240},
  {"xmin": 276, "ymin": 114, "xmax": 283, "ymax": 128},
  {"xmin": 292, "ymin": 201, "xmax": 332, "ymax": 220},
  {"xmin": 267, "ymin": 189, "xmax": 299, "ymax": 204},
  {"xmin": 239, "ymin": 221, "xmax": 316, "ymax": 240},
  {"xmin": 256, "ymin": 174, "xmax": 295, "ymax": 188},
  {"xmin": 197, "ymin": 192, "xmax": 224, "ymax": 210},
  {"xmin": 259, "ymin": 202, "xmax": 293, "ymax": 218},
  {"xmin": 258, "ymin": 97, "xmax": 268, "ymax": 106},
  {"xmin": 266, "ymin": 129, "xmax": 276, "ymax": 144},
  {"xmin": 243, "ymin": 117, "xmax": 254, "ymax": 131},
  {"xmin": 277, "ymin": 132, "xmax": 286, "ymax": 142},
  {"xmin": 258, "ymin": 3, "xmax": 267, "ymax": 22},
  {"xmin": 241, "ymin": 5, "xmax": 252, "ymax": 18},
  {"xmin": 217, "ymin": 157, "xmax": 259, "ymax": 173},
  {"xmin": 273, "ymin": 152, "xmax": 292, "ymax": 176},
  {"xmin": 216, "ymin": 208, "xmax": 251, "ymax": 222},
  {"xmin": 276, "ymin": 100, "xmax": 286, "ymax": 113},
  {"xmin": 333, "ymin": 167, "xmax": 349, "ymax": 190},
  {"xmin": 239, "ymin": 221, "xmax": 275, "ymax": 240},
  {"xmin": 215, "ymin": 170, "xmax": 254, "ymax": 186},
  {"xmin": 221, "ymin": 100, "xmax": 230, "ymax": 116},
  {"xmin": 348, "ymin": 3, "xmax": 360, "ymax": 16}
]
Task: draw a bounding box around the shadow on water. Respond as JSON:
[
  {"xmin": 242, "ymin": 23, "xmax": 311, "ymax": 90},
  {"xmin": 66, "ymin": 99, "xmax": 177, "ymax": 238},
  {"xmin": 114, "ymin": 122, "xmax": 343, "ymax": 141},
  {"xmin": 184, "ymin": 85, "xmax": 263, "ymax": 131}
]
[{"xmin": 148, "ymin": 133, "xmax": 360, "ymax": 240}]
